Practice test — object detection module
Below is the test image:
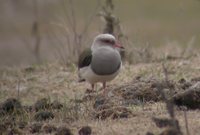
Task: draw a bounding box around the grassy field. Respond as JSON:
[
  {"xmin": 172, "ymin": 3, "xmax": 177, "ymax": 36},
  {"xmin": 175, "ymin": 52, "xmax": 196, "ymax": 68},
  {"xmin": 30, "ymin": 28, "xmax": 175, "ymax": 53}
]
[
  {"xmin": 1, "ymin": 0, "xmax": 200, "ymax": 135},
  {"xmin": 1, "ymin": 55, "xmax": 200, "ymax": 134}
]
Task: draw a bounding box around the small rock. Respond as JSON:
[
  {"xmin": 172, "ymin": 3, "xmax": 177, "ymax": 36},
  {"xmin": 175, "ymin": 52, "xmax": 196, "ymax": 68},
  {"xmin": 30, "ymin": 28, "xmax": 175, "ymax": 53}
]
[
  {"xmin": 34, "ymin": 111, "xmax": 54, "ymax": 121},
  {"xmin": 55, "ymin": 127, "xmax": 73, "ymax": 135},
  {"xmin": 79, "ymin": 126, "xmax": 92, "ymax": 135}
]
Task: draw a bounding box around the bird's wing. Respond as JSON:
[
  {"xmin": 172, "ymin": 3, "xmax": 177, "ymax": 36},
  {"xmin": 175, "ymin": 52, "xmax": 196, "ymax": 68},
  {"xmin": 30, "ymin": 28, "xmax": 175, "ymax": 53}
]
[{"xmin": 78, "ymin": 48, "xmax": 92, "ymax": 69}]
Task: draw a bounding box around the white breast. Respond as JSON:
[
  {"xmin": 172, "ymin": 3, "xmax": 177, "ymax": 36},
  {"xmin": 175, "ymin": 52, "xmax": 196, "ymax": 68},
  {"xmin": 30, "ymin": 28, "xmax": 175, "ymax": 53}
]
[{"xmin": 79, "ymin": 63, "xmax": 121, "ymax": 84}]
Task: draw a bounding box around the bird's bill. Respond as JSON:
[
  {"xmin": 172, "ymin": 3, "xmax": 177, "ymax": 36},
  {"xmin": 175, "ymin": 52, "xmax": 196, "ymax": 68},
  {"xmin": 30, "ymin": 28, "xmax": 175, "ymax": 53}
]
[{"xmin": 114, "ymin": 42, "xmax": 124, "ymax": 49}]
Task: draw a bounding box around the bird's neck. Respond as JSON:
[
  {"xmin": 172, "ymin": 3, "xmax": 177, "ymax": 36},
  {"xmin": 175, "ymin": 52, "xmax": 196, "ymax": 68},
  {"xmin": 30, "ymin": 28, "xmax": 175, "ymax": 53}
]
[{"xmin": 91, "ymin": 44, "xmax": 114, "ymax": 52}]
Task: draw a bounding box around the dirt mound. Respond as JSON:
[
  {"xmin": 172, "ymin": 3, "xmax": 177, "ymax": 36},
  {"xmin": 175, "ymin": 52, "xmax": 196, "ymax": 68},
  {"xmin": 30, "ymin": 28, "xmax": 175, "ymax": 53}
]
[
  {"xmin": 83, "ymin": 76, "xmax": 178, "ymax": 105},
  {"xmin": 82, "ymin": 76, "xmax": 200, "ymax": 121},
  {"xmin": 93, "ymin": 97, "xmax": 133, "ymax": 120},
  {"xmin": 33, "ymin": 98, "xmax": 63, "ymax": 112},
  {"xmin": 0, "ymin": 98, "xmax": 22, "ymax": 115},
  {"xmin": 172, "ymin": 81, "xmax": 200, "ymax": 109},
  {"xmin": 34, "ymin": 111, "xmax": 54, "ymax": 121},
  {"xmin": 81, "ymin": 76, "xmax": 179, "ymax": 120}
]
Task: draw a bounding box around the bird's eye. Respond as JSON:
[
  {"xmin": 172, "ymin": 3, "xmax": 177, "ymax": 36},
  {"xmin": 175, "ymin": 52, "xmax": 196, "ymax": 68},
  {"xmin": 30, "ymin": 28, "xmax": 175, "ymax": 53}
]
[
  {"xmin": 102, "ymin": 39, "xmax": 114, "ymax": 45},
  {"xmin": 104, "ymin": 39, "xmax": 110, "ymax": 43}
]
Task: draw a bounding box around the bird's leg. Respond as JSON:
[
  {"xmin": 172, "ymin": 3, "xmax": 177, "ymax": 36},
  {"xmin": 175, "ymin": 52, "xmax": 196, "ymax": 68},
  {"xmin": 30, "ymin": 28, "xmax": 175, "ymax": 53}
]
[
  {"xmin": 103, "ymin": 82, "xmax": 106, "ymax": 89},
  {"xmin": 91, "ymin": 84, "xmax": 95, "ymax": 91},
  {"xmin": 102, "ymin": 82, "xmax": 107, "ymax": 95},
  {"xmin": 86, "ymin": 84, "xmax": 95, "ymax": 94}
]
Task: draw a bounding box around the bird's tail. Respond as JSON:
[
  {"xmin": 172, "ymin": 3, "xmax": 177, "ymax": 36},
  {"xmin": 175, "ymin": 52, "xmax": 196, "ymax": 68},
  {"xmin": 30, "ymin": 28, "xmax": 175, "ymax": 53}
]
[{"xmin": 78, "ymin": 72, "xmax": 86, "ymax": 82}]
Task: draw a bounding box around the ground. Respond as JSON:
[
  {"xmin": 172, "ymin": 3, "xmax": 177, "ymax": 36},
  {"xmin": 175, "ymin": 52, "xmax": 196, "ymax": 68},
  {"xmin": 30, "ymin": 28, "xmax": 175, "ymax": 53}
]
[{"xmin": 1, "ymin": 55, "xmax": 200, "ymax": 135}]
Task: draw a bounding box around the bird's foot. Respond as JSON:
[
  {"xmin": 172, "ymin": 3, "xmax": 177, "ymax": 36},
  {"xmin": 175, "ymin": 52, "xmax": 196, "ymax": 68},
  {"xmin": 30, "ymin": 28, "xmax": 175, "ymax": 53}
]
[
  {"xmin": 99, "ymin": 87, "xmax": 105, "ymax": 91},
  {"xmin": 101, "ymin": 88, "xmax": 108, "ymax": 98},
  {"xmin": 85, "ymin": 89, "xmax": 95, "ymax": 94}
]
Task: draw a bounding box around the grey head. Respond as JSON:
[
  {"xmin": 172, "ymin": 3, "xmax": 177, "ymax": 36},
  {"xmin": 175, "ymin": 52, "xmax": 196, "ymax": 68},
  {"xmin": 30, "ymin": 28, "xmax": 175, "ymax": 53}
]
[
  {"xmin": 78, "ymin": 34, "xmax": 123, "ymax": 76},
  {"xmin": 91, "ymin": 33, "xmax": 123, "ymax": 51},
  {"xmin": 90, "ymin": 34, "xmax": 123, "ymax": 75}
]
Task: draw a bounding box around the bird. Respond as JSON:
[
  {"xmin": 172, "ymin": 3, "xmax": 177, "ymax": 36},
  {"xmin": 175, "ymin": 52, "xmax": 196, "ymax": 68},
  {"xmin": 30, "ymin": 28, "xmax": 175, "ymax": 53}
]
[{"xmin": 78, "ymin": 33, "xmax": 124, "ymax": 94}]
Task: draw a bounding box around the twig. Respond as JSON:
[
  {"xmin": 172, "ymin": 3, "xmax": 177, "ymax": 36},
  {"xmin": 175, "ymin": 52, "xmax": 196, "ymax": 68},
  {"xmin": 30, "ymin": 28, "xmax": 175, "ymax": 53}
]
[
  {"xmin": 184, "ymin": 110, "xmax": 190, "ymax": 135},
  {"xmin": 17, "ymin": 78, "xmax": 21, "ymax": 100},
  {"xmin": 160, "ymin": 62, "xmax": 183, "ymax": 134},
  {"xmin": 161, "ymin": 63, "xmax": 175, "ymax": 118},
  {"xmin": 50, "ymin": 0, "xmax": 101, "ymax": 65},
  {"xmin": 32, "ymin": 0, "xmax": 41, "ymax": 63},
  {"xmin": 80, "ymin": 0, "xmax": 101, "ymax": 36}
]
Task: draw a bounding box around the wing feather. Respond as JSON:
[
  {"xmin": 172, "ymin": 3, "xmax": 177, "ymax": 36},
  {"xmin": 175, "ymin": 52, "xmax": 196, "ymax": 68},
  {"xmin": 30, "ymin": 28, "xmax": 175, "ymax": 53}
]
[{"xmin": 78, "ymin": 49, "xmax": 92, "ymax": 69}]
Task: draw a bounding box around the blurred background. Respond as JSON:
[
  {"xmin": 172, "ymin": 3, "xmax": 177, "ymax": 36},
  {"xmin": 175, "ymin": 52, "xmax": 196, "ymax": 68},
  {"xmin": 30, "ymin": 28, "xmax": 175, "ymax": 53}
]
[{"xmin": 0, "ymin": 0, "xmax": 200, "ymax": 67}]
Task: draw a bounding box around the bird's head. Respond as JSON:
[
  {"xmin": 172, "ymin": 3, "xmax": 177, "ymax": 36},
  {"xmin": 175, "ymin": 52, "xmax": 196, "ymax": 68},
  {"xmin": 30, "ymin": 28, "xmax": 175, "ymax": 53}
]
[{"xmin": 91, "ymin": 34, "xmax": 124, "ymax": 51}]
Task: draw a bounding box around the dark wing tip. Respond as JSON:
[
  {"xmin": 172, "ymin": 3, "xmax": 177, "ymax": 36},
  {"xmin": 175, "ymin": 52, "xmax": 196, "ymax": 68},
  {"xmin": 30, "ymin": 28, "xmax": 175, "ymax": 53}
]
[
  {"xmin": 78, "ymin": 78, "xmax": 86, "ymax": 82},
  {"xmin": 78, "ymin": 49, "xmax": 92, "ymax": 69}
]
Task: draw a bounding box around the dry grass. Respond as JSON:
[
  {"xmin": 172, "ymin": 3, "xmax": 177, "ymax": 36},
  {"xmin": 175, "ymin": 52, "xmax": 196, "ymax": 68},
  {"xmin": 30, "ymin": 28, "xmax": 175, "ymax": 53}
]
[
  {"xmin": 1, "ymin": 1, "xmax": 200, "ymax": 134},
  {"xmin": 1, "ymin": 55, "xmax": 200, "ymax": 134}
]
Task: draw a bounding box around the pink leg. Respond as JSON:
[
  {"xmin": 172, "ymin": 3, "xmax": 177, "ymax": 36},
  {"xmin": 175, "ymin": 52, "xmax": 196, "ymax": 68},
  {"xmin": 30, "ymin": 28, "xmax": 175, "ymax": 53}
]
[
  {"xmin": 91, "ymin": 84, "xmax": 95, "ymax": 91},
  {"xmin": 102, "ymin": 82, "xmax": 107, "ymax": 95},
  {"xmin": 103, "ymin": 82, "xmax": 106, "ymax": 89},
  {"xmin": 86, "ymin": 84, "xmax": 95, "ymax": 94}
]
